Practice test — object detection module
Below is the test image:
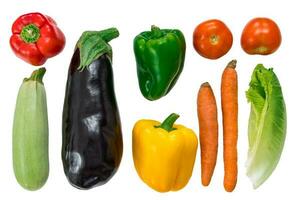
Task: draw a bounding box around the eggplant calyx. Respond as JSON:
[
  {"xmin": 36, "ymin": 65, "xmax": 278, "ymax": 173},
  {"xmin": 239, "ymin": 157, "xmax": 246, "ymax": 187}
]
[{"xmin": 76, "ymin": 28, "xmax": 119, "ymax": 71}]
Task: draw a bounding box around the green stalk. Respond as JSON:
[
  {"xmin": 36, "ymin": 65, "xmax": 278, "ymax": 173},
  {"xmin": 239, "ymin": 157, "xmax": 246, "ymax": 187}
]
[
  {"xmin": 76, "ymin": 28, "xmax": 119, "ymax": 71},
  {"xmin": 20, "ymin": 24, "xmax": 41, "ymax": 43},
  {"xmin": 24, "ymin": 68, "xmax": 46, "ymax": 84},
  {"xmin": 151, "ymin": 25, "xmax": 163, "ymax": 38},
  {"xmin": 156, "ymin": 113, "xmax": 179, "ymax": 132}
]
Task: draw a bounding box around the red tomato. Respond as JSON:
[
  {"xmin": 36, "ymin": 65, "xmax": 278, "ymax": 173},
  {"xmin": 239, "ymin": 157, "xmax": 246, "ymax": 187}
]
[
  {"xmin": 241, "ymin": 18, "xmax": 281, "ymax": 55},
  {"xmin": 193, "ymin": 19, "xmax": 233, "ymax": 59}
]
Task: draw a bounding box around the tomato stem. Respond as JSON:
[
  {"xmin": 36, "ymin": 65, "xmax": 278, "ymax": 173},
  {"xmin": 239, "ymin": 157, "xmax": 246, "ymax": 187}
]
[{"xmin": 210, "ymin": 34, "xmax": 219, "ymax": 45}]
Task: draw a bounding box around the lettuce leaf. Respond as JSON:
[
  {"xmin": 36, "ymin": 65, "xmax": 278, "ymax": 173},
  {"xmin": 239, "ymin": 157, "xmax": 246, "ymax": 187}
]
[{"xmin": 246, "ymin": 64, "xmax": 286, "ymax": 189}]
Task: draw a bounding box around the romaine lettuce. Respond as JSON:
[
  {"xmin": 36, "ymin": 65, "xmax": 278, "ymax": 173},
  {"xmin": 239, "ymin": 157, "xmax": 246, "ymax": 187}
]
[{"xmin": 246, "ymin": 64, "xmax": 286, "ymax": 189}]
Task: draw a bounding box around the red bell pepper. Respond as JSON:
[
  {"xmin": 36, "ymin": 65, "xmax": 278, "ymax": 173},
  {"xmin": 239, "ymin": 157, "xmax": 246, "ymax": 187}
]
[{"xmin": 10, "ymin": 13, "xmax": 66, "ymax": 66}]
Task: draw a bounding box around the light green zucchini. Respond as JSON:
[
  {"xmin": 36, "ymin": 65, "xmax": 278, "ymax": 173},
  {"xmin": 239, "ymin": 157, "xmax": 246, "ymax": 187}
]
[{"xmin": 13, "ymin": 68, "xmax": 49, "ymax": 191}]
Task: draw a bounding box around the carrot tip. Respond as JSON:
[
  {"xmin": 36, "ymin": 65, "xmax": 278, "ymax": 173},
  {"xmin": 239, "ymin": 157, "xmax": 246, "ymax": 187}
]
[
  {"xmin": 224, "ymin": 187, "xmax": 235, "ymax": 192},
  {"xmin": 224, "ymin": 182, "xmax": 236, "ymax": 192},
  {"xmin": 201, "ymin": 82, "xmax": 211, "ymax": 87},
  {"xmin": 202, "ymin": 179, "xmax": 211, "ymax": 187},
  {"xmin": 227, "ymin": 59, "xmax": 237, "ymax": 69}
]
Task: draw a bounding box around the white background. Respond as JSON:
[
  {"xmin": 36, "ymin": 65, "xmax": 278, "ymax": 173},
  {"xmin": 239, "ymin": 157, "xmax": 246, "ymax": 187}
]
[{"xmin": 0, "ymin": 0, "xmax": 298, "ymax": 199}]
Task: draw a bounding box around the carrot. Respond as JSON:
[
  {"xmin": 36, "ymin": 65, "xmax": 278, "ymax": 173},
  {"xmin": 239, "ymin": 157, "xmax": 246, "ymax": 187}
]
[
  {"xmin": 197, "ymin": 82, "xmax": 219, "ymax": 186},
  {"xmin": 221, "ymin": 60, "xmax": 238, "ymax": 192}
]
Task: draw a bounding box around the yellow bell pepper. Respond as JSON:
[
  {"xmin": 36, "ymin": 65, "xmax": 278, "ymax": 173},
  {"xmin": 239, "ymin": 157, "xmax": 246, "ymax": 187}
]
[{"xmin": 132, "ymin": 113, "xmax": 198, "ymax": 192}]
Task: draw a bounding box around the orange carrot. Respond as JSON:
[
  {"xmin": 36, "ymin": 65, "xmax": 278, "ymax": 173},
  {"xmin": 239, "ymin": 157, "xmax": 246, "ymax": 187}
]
[
  {"xmin": 221, "ymin": 60, "xmax": 238, "ymax": 192},
  {"xmin": 197, "ymin": 82, "xmax": 218, "ymax": 186}
]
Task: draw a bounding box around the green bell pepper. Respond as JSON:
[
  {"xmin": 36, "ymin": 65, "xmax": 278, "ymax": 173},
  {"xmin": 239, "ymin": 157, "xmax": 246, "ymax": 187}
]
[{"xmin": 134, "ymin": 25, "xmax": 186, "ymax": 101}]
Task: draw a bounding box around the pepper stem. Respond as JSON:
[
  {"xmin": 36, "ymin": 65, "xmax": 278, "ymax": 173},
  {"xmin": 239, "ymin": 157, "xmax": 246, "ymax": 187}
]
[
  {"xmin": 25, "ymin": 67, "xmax": 46, "ymax": 84},
  {"xmin": 20, "ymin": 24, "xmax": 41, "ymax": 43},
  {"xmin": 151, "ymin": 25, "xmax": 163, "ymax": 38},
  {"xmin": 156, "ymin": 113, "xmax": 179, "ymax": 132}
]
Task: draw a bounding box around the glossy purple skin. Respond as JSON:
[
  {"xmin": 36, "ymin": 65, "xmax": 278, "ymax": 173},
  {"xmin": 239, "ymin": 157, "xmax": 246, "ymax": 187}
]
[{"xmin": 62, "ymin": 50, "xmax": 123, "ymax": 189}]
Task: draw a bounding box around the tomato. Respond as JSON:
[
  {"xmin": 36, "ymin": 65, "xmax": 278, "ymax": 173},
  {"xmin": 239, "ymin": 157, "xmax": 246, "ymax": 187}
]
[
  {"xmin": 241, "ymin": 18, "xmax": 281, "ymax": 55},
  {"xmin": 193, "ymin": 19, "xmax": 233, "ymax": 59}
]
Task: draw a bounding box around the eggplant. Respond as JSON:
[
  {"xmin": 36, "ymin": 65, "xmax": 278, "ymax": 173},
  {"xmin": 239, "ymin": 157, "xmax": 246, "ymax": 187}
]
[{"xmin": 62, "ymin": 28, "xmax": 123, "ymax": 189}]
